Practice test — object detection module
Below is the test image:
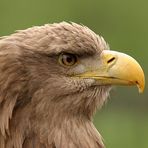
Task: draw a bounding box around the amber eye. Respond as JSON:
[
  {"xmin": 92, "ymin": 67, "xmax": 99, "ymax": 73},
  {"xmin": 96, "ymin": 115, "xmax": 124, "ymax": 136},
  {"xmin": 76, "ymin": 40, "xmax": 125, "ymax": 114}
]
[{"xmin": 59, "ymin": 53, "xmax": 77, "ymax": 66}]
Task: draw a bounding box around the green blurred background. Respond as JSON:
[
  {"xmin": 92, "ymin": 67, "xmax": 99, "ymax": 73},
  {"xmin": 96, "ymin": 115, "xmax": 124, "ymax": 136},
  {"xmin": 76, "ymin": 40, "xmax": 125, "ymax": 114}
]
[{"xmin": 0, "ymin": 0, "xmax": 147, "ymax": 147}]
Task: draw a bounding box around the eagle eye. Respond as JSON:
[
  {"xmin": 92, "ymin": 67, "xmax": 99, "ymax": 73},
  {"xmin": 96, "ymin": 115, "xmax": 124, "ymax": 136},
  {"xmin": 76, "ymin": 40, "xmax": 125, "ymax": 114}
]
[{"xmin": 59, "ymin": 53, "xmax": 77, "ymax": 66}]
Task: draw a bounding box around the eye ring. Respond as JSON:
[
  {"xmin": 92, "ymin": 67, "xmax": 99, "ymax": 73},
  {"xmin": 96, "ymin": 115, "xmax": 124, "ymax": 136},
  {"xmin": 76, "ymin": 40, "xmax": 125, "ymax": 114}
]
[{"xmin": 59, "ymin": 53, "xmax": 78, "ymax": 67}]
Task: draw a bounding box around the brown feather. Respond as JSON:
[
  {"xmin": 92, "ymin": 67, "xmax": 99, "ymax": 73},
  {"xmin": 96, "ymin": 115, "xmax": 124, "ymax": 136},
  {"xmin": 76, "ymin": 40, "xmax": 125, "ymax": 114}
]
[{"xmin": 0, "ymin": 22, "xmax": 110, "ymax": 148}]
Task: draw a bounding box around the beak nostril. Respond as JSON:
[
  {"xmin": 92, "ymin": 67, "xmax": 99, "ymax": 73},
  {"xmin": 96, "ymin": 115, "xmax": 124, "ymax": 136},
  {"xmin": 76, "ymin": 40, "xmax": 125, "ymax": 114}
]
[
  {"xmin": 107, "ymin": 57, "xmax": 115, "ymax": 64},
  {"xmin": 136, "ymin": 81, "xmax": 138, "ymax": 84}
]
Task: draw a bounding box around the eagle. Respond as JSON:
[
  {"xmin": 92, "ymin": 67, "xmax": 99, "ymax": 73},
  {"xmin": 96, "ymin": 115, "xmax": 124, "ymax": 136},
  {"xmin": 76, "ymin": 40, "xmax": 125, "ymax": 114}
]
[{"xmin": 0, "ymin": 22, "xmax": 145, "ymax": 148}]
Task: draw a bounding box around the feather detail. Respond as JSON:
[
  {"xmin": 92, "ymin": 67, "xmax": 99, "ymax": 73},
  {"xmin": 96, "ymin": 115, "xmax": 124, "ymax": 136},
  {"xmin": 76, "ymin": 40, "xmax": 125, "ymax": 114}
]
[{"xmin": 0, "ymin": 22, "xmax": 111, "ymax": 148}]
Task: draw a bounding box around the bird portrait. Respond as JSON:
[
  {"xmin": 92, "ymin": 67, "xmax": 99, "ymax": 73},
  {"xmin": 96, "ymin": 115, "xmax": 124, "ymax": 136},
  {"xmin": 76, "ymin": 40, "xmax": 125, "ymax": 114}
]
[{"xmin": 0, "ymin": 22, "xmax": 145, "ymax": 148}]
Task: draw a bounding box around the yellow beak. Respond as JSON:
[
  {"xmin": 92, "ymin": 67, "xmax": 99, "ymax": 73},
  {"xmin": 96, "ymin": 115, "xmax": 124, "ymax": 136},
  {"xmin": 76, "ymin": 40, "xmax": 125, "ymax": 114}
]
[{"xmin": 75, "ymin": 50, "xmax": 145, "ymax": 93}]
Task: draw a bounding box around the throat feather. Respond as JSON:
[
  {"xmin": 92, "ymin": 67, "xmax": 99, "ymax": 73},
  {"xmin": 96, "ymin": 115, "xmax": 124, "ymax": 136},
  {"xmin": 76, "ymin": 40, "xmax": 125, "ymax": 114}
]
[{"xmin": 47, "ymin": 117, "xmax": 105, "ymax": 148}]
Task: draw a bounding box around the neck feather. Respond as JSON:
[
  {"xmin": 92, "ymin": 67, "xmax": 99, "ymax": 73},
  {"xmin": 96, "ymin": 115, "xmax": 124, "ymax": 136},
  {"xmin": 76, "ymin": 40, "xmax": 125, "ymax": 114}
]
[{"xmin": 33, "ymin": 114, "xmax": 105, "ymax": 148}]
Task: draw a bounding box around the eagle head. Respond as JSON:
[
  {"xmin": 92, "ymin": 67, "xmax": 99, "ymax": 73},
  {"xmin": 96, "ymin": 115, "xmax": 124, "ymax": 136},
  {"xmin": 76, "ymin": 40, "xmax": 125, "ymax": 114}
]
[{"xmin": 0, "ymin": 22, "xmax": 145, "ymax": 148}]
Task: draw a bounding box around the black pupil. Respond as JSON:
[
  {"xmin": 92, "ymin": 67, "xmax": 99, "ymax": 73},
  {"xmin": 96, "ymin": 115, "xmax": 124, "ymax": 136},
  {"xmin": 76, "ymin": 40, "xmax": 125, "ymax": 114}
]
[
  {"xmin": 66, "ymin": 56, "xmax": 73, "ymax": 63},
  {"xmin": 61, "ymin": 53, "xmax": 77, "ymax": 65}
]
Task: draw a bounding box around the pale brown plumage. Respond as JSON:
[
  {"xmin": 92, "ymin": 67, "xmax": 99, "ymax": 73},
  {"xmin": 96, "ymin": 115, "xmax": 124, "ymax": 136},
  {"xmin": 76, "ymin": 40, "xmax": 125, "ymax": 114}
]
[{"xmin": 0, "ymin": 22, "xmax": 145, "ymax": 148}]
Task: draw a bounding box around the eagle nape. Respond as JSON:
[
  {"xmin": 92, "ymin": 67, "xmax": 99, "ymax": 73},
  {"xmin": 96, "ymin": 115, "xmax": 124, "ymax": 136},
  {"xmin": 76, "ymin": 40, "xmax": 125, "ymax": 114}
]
[{"xmin": 0, "ymin": 22, "xmax": 145, "ymax": 148}]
